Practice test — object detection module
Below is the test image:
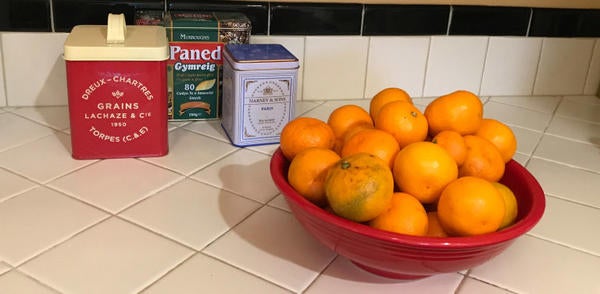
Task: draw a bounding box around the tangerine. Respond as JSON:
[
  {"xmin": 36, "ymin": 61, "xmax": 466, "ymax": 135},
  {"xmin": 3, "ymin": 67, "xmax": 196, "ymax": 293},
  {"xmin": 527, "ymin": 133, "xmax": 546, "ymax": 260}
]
[
  {"xmin": 374, "ymin": 100, "xmax": 428, "ymax": 149},
  {"xmin": 475, "ymin": 118, "xmax": 517, "ymax": 163},
  {"xmin": 340, "ymin": 128, "xmax": 400, "ymax": 169},
  {"xmin": 426, "ymin": 211, "xmax": 448, "ymax": 237},
  {"xmin": 287, "ymin": 147, "xmax": 341, "ymax": 206},
  {"xmin": 369, "ymin": 87, "xmax": 413, "ymax": 121},
  {"xmin": 424, "ymin": 90, "xmax": 483, "ymax": 136},
  {"xmin": 327, "ymin": 104, "xmax": 374, "ymax": 140},
  {"xmin": 325, "ymin": 153, "xmax": 394, "ymax": 222},
  {"xmin": 279, "ymin": 117, "xmax": 336, "ymax": 161},
  {"xmin": 460, "ymin": 135, "xmax": 506, "ymax": 182},
  {"xmin": 431, "ymin": 130, "xmax": 468, "ymax": 166},
  {"xmin": 334, "ymin": 122, "xmax": 375, "ymax": 155},
  {"xmin": 392, "ymin": 141, "xmax": 458, "ymax": 204},
  {"xmin": 342, "ymin": 123, "xmax": 374, "ymax": 144},
  {"xmin": 369, "ymin": 192, "xmax": 429, "ymax": 236},
  {"xmin": 437, "ymin": 176, "xmax": 505, "ymax": 236},
  {"xmin": 493, "ymin": 182, "xmax": 519, "ymax": 229}
]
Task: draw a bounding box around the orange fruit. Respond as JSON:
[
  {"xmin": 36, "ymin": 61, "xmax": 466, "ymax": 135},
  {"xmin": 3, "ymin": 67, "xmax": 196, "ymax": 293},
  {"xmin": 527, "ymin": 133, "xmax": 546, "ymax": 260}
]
[
  {"xmin": 374, "ymin": 100, "xmax": 428, "ymax": 149},
  {"xmin": 424, "ymin": 90, "xmax": 483, "ymax": 136},
  {"xmin": 437, "ymin": 176, "xmax": 505, "ymax": 236},
  {"xmin": 342, "ymin": 123, "xmax": 374, "ymax": 144},
  {"xmin": 392, "ymin": 141, "xmax": 458, "ymax": 204},
  {"xmin": 426, "ymin": 212, "xmax": 448, "ymax": 237},
  {"xmin": 327, "ymin": 104, "xmax": 374, "ymax": 140},
  {"xmin": 493, "ymin": 182, "xmax": 519, "ymax": 229},
  {"xmin": 475, "ymin": 118, "xmax": 517, "ymax": 163},
  {"xmin": 431, "ymin": 130, "xmax": 467, "ymax": 166},
  {"xmin": 325, "ymin": 153, "xmax": 394, "ymax": 222},
  {"xmin": 334, "ymin": 122, "xmax": 375, "ymax": 155},
  {"xmin": 279, "ymin": 117, "xmax": 336, "ymax": 161},
  {"xmin": 287, "ymin": 147, "xmax": 341, "ymax": 206},
  {"xmin": 369, "ymin": 87, "xmax": 413, "ymax": 121},
  {"xmin": 460, "ymin": 135, "xmax": 506, "ymax": 182},
  {"xmin": 333, "ymin": 138, "xmax": 345, "ymax": 156},
  {"xmin": 369, "ymin": 192, "xmax": 428, "ymax": 236},
  {"xmin": 340, "ymin": 128, "xmax": 400, "ymax": 169}
]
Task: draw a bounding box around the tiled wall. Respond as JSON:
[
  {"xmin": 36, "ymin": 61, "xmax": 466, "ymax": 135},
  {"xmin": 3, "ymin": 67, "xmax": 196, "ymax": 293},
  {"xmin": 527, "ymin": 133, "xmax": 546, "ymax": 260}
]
[{"xmin": 1, "ymin": 1, "xmax": 600, "ymax": 107}]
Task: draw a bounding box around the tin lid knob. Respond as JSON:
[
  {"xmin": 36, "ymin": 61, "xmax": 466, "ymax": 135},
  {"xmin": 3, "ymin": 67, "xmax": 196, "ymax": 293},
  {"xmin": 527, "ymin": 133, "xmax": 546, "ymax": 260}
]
[{"xmin": 106, "ymin": 13, "xmax": 127, "ymax": 44}]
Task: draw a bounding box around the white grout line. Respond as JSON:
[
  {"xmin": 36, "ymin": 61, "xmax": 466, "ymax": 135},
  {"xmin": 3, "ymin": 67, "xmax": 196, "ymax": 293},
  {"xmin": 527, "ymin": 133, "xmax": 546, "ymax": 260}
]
[
  {"xmin": 49, "ymin": 0, "xmax": 56, "ymax": 33},
  {"xmin": 0, "ymin": 33, "xmax": 7, "ymax": 107},
  {"xmin": 359, "ymin": 4, "xmax": 365, "ymax": 36},
  {"xmin": 266, "ymin": 2, "xmax": 271, "ymax": 36},
  {"xmin": 421, "ymin": 37, "xmax": 433, "ymax": 97},
  {"xmin": 521, "ymin": 94, "xmax": 563, "ymax": 167},
  {"xmin": 362, "ymin": 36, "xmax": 371, "ymax": 99},
  {"xmin": 525, "ymin": 7, "xmax": 533, "ymax": 37},
  {"xmin": 581, "ymin": 39, "xmax": 598, "ymax": 95},
  {"xmin": 294, "ymin": 37, "xmax": 305, "ymax": 101},
  {"xmin": 477, "ymin": 37, "xmax": 491, "ymax": 96},
  {"xmin": 446, "ymin": 6, "xmax": 454, "ymax": 36},
  {"xmin": 527, "ymin": 231, "xmax": 600, "ymax": 259},
  {"xmin": 530, "ymin": 37, "xmax": 546, "ymax": 96}
]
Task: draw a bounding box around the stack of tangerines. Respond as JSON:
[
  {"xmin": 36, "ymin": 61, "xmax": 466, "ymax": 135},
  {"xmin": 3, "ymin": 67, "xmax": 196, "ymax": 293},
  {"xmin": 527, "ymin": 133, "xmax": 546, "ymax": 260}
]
[{"xmin": 280, "ymin": 88, "xmax": 518, "ymax": 238}]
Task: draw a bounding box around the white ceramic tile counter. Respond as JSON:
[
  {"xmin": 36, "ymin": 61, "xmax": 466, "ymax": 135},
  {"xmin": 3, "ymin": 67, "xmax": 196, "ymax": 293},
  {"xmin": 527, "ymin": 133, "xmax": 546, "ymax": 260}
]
[{"xmin": 0, "ymin": 95, "xmax": 599, "ymax": 293}]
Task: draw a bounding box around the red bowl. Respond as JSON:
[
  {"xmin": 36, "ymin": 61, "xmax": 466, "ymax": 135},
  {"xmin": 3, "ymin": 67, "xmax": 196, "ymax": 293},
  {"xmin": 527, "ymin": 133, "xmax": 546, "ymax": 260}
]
[{"xmin": 270, "ymin": 148, "xmax": 545, "ymax": 279}]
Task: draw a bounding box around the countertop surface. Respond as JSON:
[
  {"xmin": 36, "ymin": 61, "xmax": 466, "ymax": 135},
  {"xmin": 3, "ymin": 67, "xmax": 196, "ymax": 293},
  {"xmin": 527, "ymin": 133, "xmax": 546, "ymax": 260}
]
[{"xmin": 0, "ymin": 95, "xmax": 599, "ymax": 294}]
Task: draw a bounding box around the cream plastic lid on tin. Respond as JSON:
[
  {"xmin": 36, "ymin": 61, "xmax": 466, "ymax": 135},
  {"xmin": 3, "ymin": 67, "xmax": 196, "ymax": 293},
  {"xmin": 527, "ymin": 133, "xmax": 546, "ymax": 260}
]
[
  {"xmin": 224, "ymin": 44, "xmax": 299, "ymax": 71},
  {"xmin": 64, "ymin": 13, "xmax": 169, "ymax": 61}
]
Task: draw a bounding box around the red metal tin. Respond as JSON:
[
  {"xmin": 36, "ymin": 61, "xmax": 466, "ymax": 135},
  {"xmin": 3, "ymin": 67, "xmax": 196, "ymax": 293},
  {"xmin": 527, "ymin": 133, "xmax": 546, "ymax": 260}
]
[
  {"xmin": 65, "ymin": 61, "xmax": 168, "ymax": 159},
  {"xmin": 64, "ymin": 14, "xmax": 169, "ymax": 159}
]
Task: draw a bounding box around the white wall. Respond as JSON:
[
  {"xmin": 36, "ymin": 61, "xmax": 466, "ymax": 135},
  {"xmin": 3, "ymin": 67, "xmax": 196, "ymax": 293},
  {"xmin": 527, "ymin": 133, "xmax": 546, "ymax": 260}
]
[{"xmin": 0, "ymin": 32, "xmax": 599, "ymax": 107}]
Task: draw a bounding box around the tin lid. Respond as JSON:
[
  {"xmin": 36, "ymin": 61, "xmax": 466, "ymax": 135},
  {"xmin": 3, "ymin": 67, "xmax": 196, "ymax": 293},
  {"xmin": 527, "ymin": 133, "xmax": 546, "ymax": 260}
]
[
  {"xmin": 64, "ymin": 14, "xmax": 169, "ymax": 61},
  {"xmin": 165, "ymin": 12, "xmax": 252, "ymax": 43},
  {"xmin": 224, "ymin": 44, "xmax": 299, "ymax": 70},
  {"xmin": 166, "ymin": 12, "xmax": 251, "ymax": 29}
]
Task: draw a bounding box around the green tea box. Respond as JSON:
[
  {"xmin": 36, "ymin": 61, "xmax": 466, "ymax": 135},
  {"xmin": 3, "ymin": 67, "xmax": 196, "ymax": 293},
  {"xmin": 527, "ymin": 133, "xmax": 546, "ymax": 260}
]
[{"xmin": 164, "ymin": 12, "xmax": 251, "ymax": 120}]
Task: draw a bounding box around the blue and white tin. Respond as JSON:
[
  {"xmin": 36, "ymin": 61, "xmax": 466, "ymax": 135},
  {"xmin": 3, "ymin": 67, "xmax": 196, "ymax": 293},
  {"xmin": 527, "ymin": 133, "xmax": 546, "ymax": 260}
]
[{"xmin": 222, "ymin": 44, "xmax": 299, "ymax": 146}]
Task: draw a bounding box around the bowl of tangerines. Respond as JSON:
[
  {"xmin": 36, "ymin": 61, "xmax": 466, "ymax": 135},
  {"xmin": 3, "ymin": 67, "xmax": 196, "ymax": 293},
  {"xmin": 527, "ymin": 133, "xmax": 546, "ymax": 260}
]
[{"xmin": 269, "ymin": 88, "xmax": 546, "ymax": 279}]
